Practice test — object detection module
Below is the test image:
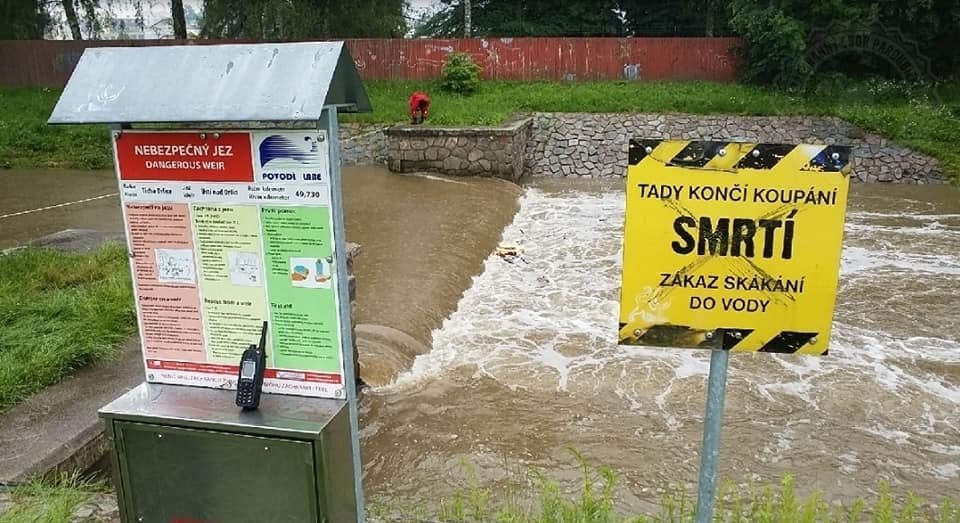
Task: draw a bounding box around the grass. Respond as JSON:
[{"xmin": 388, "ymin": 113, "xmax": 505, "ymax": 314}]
[
  {"xmin": 371, "ymin": 453, "xmax": 960, "ymax": 523},
  {"xmin": 0, "ymin": 475, "xmax": 108, "ymax": 523},
  {"xmin": 2, "ymin": 81, "xmax": 958, "ymax": 181},
  {"xmin": 0, "ymin": 244, "xmax": 136, "ymax": 413},
  {"xmin": 347, "ymin": 79, "xmax": 960, "ymax": 183},
  {"xmin": 3, "ymin": 455, "xmax": 957, "ymax": 522},
  {"xmin": 0, "ymin": 87, "xmax": 112, "ymax": 170}
]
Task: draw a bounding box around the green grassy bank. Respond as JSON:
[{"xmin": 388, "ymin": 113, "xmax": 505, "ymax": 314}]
[
  {"xmin": 4, "ymin": 466, "xmax": 958, "ymax": 523},
  {"xmin": 0, "ymin": 475, "xmax": 107, "ymax": 523},
  {"xmin": 0, "ymin": 244, "xmax": 136, "ymax": 413},
  {"xmin": 2, "ymin": 81, "xmax": 958, "ymax": 182},
  {"xmin": 370, "ymin": 458, "xmax": 960, "ymax": 522},
  {"xmin": 0, "ymin": 88, "xmax": 109, "ymax": 170}
]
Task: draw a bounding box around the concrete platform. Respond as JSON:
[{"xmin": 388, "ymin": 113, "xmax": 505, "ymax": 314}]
[{"xmin": 0, "ymin": 337, "xmax": 143, "ymax": 484}]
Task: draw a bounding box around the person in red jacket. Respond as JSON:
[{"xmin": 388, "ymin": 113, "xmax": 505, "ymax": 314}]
[{"xmin": 409, "ymin": 91, "xmax": 430, "ymax": 124}]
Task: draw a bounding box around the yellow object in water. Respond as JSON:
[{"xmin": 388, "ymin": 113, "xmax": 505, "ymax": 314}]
[{"xmin": 496, "ymin": 244, "xmax": 521, "ymax": 257}]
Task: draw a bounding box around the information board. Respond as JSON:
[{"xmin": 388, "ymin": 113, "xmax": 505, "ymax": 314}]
[
  {"xmin": 618, "ymin": 140, "xmax": 851, "ymax": 355},
  {"xmin": 113, "ymin": 130, "xmax": 346, "ymax": 398}
]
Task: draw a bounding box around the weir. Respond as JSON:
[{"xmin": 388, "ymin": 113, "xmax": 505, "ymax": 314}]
[
  {"xmin": 2, "ymin": 91, "xmax": 957, "ymax": 520},
  {"xmin": 358, "ymin": 179, "xmax": 960, "ymax": 510},
  {"xmin": 2, "ymin": 168, "xmax": 956, "ymax": 514},
  {"xmin": 342, "ymin": 166, "xmax": 521, "ymax": 385}
]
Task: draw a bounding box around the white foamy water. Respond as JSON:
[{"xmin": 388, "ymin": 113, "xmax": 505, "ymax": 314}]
[{"xmin": 372, "ymin": 182, "xmax": 960, "ymax": 506}]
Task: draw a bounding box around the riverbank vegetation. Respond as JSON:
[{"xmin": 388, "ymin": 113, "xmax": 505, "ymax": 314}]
[
  {"xmin": 2, "ymin": 81, "xmax": 958, "ymax": 182},
  {"xmin": 5, "ymin": 461, "xmax": 957, "ymax": 522},
  {"xmin": 370, "ymin": 457, "xmax": 960, "ymax": 522},
  {"xmin": 0, "ymin": 244, "xmax": 135, "ymax": 413},
  {"xmin": 0, "ymin": 87, "xmax": 109, "ymax": 170},
  {"xmin": 0, "ymin": 474, "xmax": 107, "ymax": 523}
]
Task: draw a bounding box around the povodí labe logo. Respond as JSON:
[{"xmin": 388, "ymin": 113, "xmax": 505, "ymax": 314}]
[
  {"xmin": 254, "ymin": 131, "xmax": 329, "ymax": 183},
  {"xmin": 259, "ymin": 135, "xmax": 323, "ymax": 166}
]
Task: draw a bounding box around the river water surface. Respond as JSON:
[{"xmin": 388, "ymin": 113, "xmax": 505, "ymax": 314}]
[
  {"xmin": 360, "ymin": 179, "xmax": 960, "ymax": 511},
  {"xmin": 2, "ymin": 167, "xmax": 956, "ymax": 511}
]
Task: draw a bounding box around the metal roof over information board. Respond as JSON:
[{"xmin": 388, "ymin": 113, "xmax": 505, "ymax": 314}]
[{"xmin": 48, "ymin": 42, "xmax": 371, "ymax": 124}]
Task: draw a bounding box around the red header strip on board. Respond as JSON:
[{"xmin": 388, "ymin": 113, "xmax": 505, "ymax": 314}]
[{"xmin": 116, "ymin": 132, "xmax": 253, "ymax": 182}]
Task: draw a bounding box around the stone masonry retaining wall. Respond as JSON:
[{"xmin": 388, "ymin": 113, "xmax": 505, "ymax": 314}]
[
  {"xmin": 340, "ymin": 123, "xmax": 389, "ymax": 166},
  {"xmin": 527, "ymin": 113, "xmax": 945, "ymax": 183},
  {"xmin": 341, "ymin": 114, "xmax": 944, "ymax": 184},
  {"xmin": 383, "ymin": 118, "xmax": 532, "ymax": 182}
]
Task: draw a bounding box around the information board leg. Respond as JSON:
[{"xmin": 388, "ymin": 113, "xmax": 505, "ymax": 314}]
[
  {"xmin": 695, "ymin": 348, "xmax": 729, "ymax": 523},
  {"xmin": 321, "ymin": 106, "xmax": 366, "ymax": 522}
]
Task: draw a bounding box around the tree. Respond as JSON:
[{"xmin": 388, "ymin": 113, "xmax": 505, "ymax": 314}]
[
  {"xmin": 415, "ymin": 0, "xmax": 625, "ymax": 37},
  {"xmin": 62, "ymin": 0, "xmax": 83, "ymax": 39},
  {"xmin": 78, "ymin": 0, "xmax": 103, "ymax": 38},
  {"xmin": 412, "ymin": 2, "xmax": 462, "ymax": 37},
  {"xmin": 41, "ymin": 0, "xmax": 148, "ymax": 39},
  {"xmin": 617, "ymin": 0, "xmax": 732, "ymax": 37},
  {"xmin": 201, "ymin": 0, "xmax": 407, "ymax": 39},
  {"xmin": 728, "ymin": 0, "xmax": 960, "ymax": 84},
  {"xmin": 0, "ymin": 0, "xmax": 50, "ymax": 39},
  {"xmin": 171, "ymin": 0, "xmax": 187, "ymax": 39},
  {"xmin": 54, "ymin": 0, "xmax": 103, "ymax": 39}
]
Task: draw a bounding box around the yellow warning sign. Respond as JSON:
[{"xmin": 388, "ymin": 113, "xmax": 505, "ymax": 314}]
[{"xmin": 618, "ymin": 140, "xmax": 851, "ymax": 355}]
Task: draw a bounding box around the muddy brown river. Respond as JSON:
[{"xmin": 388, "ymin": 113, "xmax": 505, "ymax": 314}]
[
  {"xmin": 360, "ymin": 179, "xmax": 960, "ymax": 512},
  {"xmin": 0, "ymin": 169, "xmax": 122, "ymax": 250},
  {"xmin": 1, "ymin": 167, "xmax": 957, "ymax": 513}
]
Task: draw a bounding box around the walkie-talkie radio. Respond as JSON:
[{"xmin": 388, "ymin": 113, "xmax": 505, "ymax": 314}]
[{"xmin": 236, "ymin": 321, "xmax": 268, "ymax": 410}]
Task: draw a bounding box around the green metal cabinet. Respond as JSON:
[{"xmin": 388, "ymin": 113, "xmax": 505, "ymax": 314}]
[{"xmin": 100, "ymin": 383, "xmax": 358, "ymax": 522}]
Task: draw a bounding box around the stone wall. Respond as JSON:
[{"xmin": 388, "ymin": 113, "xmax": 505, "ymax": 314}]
[
  {"xmin": 340, "ymin": 123, "xmax": 389, "ymax": 166},
  {"xmin": 526, "ymin": 113, "xmax": 945, "ymax": 183},
  {"xmin": 340, "ymin": 114, "xmax": 944, "ymax": 184},
  {"xmin": 384, "ymin": 118, "xmax": 532, "ymax": 182}
]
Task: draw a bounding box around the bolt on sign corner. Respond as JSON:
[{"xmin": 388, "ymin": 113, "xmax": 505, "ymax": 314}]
[{"xmin": 618, "ymin": 140, "xmax": 852, "ymax": 356}]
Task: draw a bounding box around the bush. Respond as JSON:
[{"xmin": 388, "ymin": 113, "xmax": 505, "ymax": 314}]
[
  {"xmin": 440, "ymin": 52, "xmax": 482, "ymax": 95},
  {"xmin": 728, "ymin": 1, "xmax": 810, "ymax": 88}
]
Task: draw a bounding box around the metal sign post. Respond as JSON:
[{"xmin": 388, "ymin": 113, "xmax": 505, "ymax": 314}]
[
  {"xmin": 695, "ymin": 348, "xmax": 729, "ymax": 523},
  {"xmin": 618, "ymin": 140, "xmax": 853, "ymax": 522},
  {"xmin": 322, "ymin": 105, "xmax": 366, "ymax": 521}
]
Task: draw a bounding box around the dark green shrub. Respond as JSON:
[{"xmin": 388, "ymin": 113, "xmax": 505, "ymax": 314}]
[
  {"xmin": 728, "ymin": 1, "xmax": 810, "ymax": 88},
  {"xmin": 440, "ymin": 52, "xmax": 481, "ymax": 95}
]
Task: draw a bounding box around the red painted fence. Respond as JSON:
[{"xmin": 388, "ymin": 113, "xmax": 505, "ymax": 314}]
[
  {"xmin": 348, "ymin": 37, "xmax": 741, "ymax": 82},
  {"xmin": 0, "ymin": 37, "xmax": 741, "ymax": 88}
]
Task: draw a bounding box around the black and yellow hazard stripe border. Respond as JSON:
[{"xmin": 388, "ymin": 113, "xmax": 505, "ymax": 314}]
[
  {"xmin": 629, "ymin": 139, "xmax": 852, "ymax": 174},
  {"xmin": 617, "ymin": 323, "xmax": 826, "ymax": 355}
]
